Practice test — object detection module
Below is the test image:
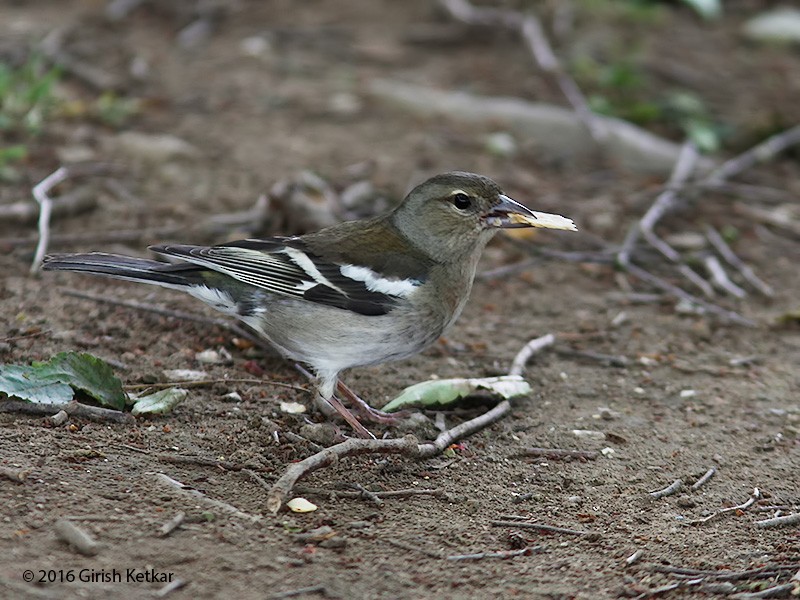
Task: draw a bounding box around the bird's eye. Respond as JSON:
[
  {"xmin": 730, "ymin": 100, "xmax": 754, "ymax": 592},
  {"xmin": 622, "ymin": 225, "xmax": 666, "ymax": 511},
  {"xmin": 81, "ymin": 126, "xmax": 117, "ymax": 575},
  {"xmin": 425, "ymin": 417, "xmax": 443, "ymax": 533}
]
[{"xmin": 451, "ymin": 192, "xmax": 471, "ymax": 210}]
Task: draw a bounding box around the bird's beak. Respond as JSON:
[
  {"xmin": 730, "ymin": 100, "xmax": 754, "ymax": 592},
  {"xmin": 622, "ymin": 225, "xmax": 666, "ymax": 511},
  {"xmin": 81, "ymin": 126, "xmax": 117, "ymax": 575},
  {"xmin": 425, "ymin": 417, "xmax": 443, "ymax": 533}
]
[{"xmin": 484, "ymin": 195, "xmax": 578, "ymax": 231}]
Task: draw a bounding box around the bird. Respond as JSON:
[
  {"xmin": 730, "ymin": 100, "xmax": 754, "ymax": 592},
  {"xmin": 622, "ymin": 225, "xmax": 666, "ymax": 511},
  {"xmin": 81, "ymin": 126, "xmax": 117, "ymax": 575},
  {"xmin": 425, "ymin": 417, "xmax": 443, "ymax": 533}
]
[{"xmin": 43, "ymin": 171, "xmax": 576, "ymax": 438}]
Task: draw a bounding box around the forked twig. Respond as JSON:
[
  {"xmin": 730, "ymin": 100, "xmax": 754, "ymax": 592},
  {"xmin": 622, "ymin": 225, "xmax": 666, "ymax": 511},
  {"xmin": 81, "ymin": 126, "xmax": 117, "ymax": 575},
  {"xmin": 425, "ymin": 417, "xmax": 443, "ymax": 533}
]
[
  {"xmin": 30, "ymin": 164, "xmax": 116, "ymax": 274},
  {"xmin": 265, "ymin": 334, "xmax": 555, "ymax": 513},
  {"xmin": 705, "ymin": 226, "xmax": 774, "ymax": 297}
]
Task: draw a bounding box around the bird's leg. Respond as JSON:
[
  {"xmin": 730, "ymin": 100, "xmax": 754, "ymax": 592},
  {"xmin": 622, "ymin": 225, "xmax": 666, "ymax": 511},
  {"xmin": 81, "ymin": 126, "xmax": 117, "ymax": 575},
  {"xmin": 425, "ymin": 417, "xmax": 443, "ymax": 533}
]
[
  {"xmin": 336, "ymin": 380, "xmax": 408, "ymax": 424},
  {"xmin": 316, "ymin": 392, "xmax": 376, "ymax": 440},
  {"xmin": 294, "ymin": 364, "xmax": 376, "ymax": 439}
]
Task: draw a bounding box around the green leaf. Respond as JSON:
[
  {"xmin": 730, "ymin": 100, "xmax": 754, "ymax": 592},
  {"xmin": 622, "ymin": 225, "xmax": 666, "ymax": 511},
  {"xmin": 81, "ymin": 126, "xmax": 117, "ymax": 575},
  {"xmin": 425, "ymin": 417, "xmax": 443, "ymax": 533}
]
[
  {"xmin": 0, "ymin": 365, "xmax": 74, "ymax": 404},
  {"xmin": 0, "ymin": 352, "xmax": 126, "ymax": 409},
  {"xmin": 130, "ymin": 388, "xmax": 188, "ymax": 416},
  {"xmin": 382, "ymin": 376, "xmax": 532, "ymax": 413}
]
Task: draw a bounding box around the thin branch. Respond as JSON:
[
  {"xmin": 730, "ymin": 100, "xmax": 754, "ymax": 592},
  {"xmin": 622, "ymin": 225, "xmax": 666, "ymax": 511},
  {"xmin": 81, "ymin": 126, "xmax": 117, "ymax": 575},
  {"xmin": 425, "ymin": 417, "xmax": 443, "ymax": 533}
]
[
  {"xmin": 649, "ymin": 479, "xmax": 683, "ymax": 499},
  {"xmin": 30, "ymin": 164, "xmax": 114, "ymax": 274},
  {"xmin": 154, "ymin": 473, "xmax": 262, "ymax": 522},
  {"xmin": 0, "ymin": 399, "xmax": 134, "ymax": 424},
  {"xmin": 267, "ymin": 398, "xmax": 515, "ymax": 513},
  {"xmin": 490, "ymin": 520, "xmax": 600, "ymax": 538},
  {"xmin": 702, "ymin": 254, "xmax": 747, "ymax": 298},
  {"xmin": 706, "ymin": 124, "xmax": 800, "ymax": 184},
  {"xmin": 686, "ymin": 487, "xmax": 761, "ymax": 525},
  {"xmin": 705, "ymin": 226, "xmax": 774, "ymax": 297},
  {"xmin": 690, "ymin": 467, "xmax": 717, "ymax": 491},
  {"xmin": 755, "ymin": 512, "xmax": 800, "ymax": 529},
  {"xmin": 446, "ymin": 547, "xmax": 538, "ymax": 561},
  {"xmin": 618, "ymin": 142, "xmax": 714, "ymax": 297},
  {"xmin": 508, "ymin": 333, "xmax": 556, "ymax": 377}
]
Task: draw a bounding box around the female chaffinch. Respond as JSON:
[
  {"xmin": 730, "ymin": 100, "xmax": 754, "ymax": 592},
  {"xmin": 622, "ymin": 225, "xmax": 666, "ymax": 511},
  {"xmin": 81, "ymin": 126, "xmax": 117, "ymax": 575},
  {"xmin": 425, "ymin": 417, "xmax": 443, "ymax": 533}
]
[{"xmin": 44, "ymin": 172, "xmax": 575, "ymax": 437}]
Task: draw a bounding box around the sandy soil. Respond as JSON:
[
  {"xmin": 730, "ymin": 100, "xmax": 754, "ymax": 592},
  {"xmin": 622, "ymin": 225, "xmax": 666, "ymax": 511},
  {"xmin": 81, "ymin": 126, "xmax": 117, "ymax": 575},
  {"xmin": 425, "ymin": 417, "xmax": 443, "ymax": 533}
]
[{"xmin": 1, "ymin": 2, "xmax": 799, "ymax": 599}]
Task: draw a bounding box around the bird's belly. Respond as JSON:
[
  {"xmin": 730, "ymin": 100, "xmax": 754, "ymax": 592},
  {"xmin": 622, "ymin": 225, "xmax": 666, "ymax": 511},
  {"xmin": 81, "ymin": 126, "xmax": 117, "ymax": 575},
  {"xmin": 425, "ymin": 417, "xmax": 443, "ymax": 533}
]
[{"xmin": 239, "ymin": 298, "xmax": 443, "ymax": 374}]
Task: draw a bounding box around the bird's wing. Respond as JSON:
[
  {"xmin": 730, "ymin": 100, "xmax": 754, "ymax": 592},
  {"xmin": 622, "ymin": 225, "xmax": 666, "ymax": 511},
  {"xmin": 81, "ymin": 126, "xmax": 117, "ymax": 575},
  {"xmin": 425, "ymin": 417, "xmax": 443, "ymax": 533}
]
[{"xmin": 149, "ymin": 238, "xmax": 422, "ymax": 316}]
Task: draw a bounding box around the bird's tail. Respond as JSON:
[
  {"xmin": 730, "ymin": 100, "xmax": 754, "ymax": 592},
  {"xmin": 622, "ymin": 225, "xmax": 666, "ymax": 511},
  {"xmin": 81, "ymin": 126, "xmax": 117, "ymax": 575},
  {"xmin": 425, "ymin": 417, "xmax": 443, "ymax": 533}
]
[{"xmin": 42, "ymin": 252, "xmax": 203, "ymax": 289}]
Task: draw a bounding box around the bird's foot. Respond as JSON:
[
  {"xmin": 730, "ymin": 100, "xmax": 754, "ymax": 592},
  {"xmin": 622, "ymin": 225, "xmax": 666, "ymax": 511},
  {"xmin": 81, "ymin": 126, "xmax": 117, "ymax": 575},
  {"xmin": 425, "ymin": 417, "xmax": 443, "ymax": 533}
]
[
  {"xmin": 315, "ymin": 393, "xmax": 376, "ymax": 439},
  {"xmin": 336, "ymin": 380, "xmax": 409, "ymax": 425}
]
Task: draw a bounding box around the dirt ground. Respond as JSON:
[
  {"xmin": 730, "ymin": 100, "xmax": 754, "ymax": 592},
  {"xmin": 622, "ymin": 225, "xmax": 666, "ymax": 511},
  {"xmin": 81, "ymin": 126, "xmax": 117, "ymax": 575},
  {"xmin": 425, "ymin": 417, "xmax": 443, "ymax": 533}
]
[{"xmin": 2, "ymin": 1, "xmax": 799, "ymax": 599}]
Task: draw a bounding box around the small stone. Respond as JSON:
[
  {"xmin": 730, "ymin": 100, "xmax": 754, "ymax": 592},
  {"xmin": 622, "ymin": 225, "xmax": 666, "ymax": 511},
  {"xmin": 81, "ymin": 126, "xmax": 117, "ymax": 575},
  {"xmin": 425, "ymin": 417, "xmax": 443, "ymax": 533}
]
[
  {"xmin": 299, "ymin": 422, "xmax": 340, "ymax": 446},
  {"xmin": 221, "ymin": 391, "xmax": 242, "ymax": 403},
  {"xmin": 680, "ymin": 389, "xmax": 697, "ymax": 399},
  {"xmin": 162, "ymin": 369, "xmax": 208, "ymax": 382},
  {"xmin": 676, "ymin": 495, "xmax": 696, "ymax": 508},
  {"xmin": 280, "ymin": 402, "xmax": 307, "ymax": 414},
  {"xmin": 567, "ymin": 495, "xmax": 583, "ymax": 505},
  {"xmin": 572, "ymin": 429, "xmax": 606, "ymax": 440}
]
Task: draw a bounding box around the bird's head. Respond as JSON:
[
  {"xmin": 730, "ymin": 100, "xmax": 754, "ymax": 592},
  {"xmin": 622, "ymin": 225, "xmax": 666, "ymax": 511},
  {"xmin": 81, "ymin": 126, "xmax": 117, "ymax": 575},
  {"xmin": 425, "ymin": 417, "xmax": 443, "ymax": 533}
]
[{"xmin": 391, "ymin": 171, "xmax": 574, "ymax": 261}]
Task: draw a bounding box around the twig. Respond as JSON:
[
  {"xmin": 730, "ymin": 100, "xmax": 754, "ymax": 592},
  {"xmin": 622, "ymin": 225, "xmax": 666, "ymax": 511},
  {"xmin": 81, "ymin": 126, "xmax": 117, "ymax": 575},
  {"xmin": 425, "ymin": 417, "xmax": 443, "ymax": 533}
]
[
  {"xmin": 703, "ymin": 255, "xmax": 747, "ymax": 298},
  {"xmin": 30, "ymin": 164, "xmax": 113, "ymax": 274},
  {"xmin": 350, "ymin": 483, "xmax": 384, "ymax": 506},
  {"xmin": 0, "ymin": 465, "xmax": 30, "ymax": 483},
  {"xmin": 626, "ymin": 550, "xmax": 644, "ymax": 565},
  {"xmin": 633, "ymin": 580, "xmax": 701, "ymax": 600},
  {"xmin": 54, "ymin": 518, "xmax": 100, "ymax": 556},
  {"xmin": 125, "ymin": 379, "xmax": 308, "ymax": 393},
  {"xmin": 267, "ymin": 585, "xmax": 332, "ymax": 600},
  {"xmin": 651, "ymin": 563, "xmax": 800, "ymax": 581},
  {"xmin": 242, "ymin": 469, "xmax": 274, "ymax": 495},
  {"xmin": 267, "ymin": 400, "xmax": 513, "ymax": 513},
  {"xmin": 706, "ymin": 124, "xmax": 800, "ymax": 184},
  {"xmin": 690, "ymin": 467, "xmax": 717, "ymax": 491},
  {"xmin": 385, "ymin": 538, "xmax": 444, "ymax": 559},
  {"xmin": 0, "ymin": 400, "xmax": 134, "ymax": 424},
  {"xmin": 618, "ymin": 142, "xmax": 714, "ymax": 297},
  {"xmin": 155, "ymin": 578, "xmax": 188, "ymax": 598},
  {"xmin": 649, "ymin": 479, "xmax": 683, "ymax": 499},
  {"xmin": 446, "ymin": 547, "xmax": 538, "ymax": 561},
  {"xmin": 625, "ymin": 262, "xmax": 754, "ymax": 326},
  {"xmin": 508, "ymin": 333, "xmax": 556, "ymax": 377},
  {"xmin": 515, "ymin": 447, "xmax": 599, "ymax": 460},
  {"xmin": 266, "ymin": 436, "xmax": 418, "ymax": 514},
  {"xmin": 705, "ymin": 226, "xmax": 774, "ymax": 297},
  {"xmin": 439, "ymin": 0, "xmax": 605, "ymax": 141},
  {"xmin": 686, "ymin": 487, "xmax": 761, "ymax": 525},
  {"xmin": 490, "ymin": 520, "xmax": 601, "ymax": 539},
  {"xmin": 755, "ymin": 513, "xmax": 800, "ymax": 529},
  {"xmin": 294, "ymin": 486, "xmax": 443, "ymax": 500},
  {"xmin": 159, "ymin": 511, "xmax": 185, "ymax": 537},
  {"xmin": 554, "ymin": 348, "xmax": 628, "ymax": 368},
  {"xmin": 157, "ymin": 454, "xmax": 260, "ymax": 472},
  {"xmin": 731, "ymin": 583, "xmax": 798, "ymax": 600},
  {"xmin": 154, "ymin": 473, "xmax": 262, "ymax": 522},
  {"xmin": 0, "ymin": 188, "xmax": 96, "ymax": 225}
]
